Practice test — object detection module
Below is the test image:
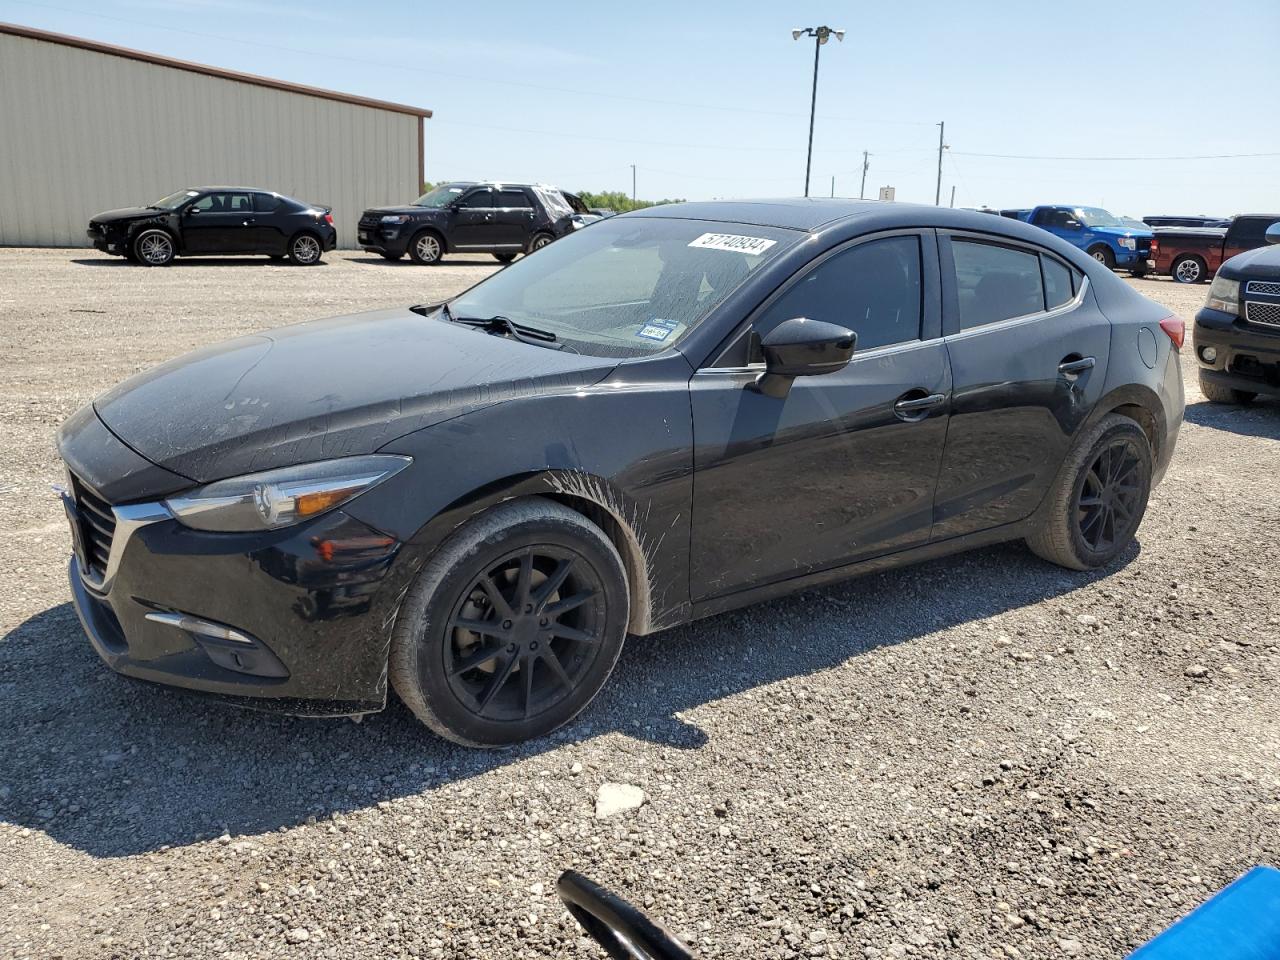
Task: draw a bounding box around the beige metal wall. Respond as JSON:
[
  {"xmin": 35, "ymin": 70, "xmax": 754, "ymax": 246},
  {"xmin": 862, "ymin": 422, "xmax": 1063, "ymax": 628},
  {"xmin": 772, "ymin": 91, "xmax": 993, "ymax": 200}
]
[{"xmin": 0, "ymin": 32, "xmax": 420, "ymax": 248}]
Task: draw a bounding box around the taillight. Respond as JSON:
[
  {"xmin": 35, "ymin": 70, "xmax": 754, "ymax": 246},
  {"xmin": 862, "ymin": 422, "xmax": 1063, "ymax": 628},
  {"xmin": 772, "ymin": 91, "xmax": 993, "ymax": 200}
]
[
  {"xmin": 1150, "ymin": 238, "xmax": 1159, "ymax": 253},
  {"xmin": 1159, "ymin": 316, "xmax": 1185, "ymax": 349},
  {"xmin": 324, "ymin": 213, "xmax": 334, "ymax": 226}
]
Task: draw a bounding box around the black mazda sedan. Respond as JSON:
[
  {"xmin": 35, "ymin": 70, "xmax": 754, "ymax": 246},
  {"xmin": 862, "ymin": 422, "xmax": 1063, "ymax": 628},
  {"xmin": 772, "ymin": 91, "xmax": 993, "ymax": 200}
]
[
  {"xmin": 86, "ymin": 187, "xmax": 338, "ymax": 265},
  {"xmin": 57, "ymin": 200, "xmax": 1184, "ymax": 746}
]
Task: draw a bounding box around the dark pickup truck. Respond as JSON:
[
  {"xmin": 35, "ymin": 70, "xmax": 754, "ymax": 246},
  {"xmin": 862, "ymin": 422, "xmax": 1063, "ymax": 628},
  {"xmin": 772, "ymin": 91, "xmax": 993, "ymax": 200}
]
[
  {"xmin": 1193, "ymin": 222, "xmax": 1280, "ymax": 403},
  {"xmin": 1149, "ymin": 214, "xmax": 1280, "ymax": 284}
]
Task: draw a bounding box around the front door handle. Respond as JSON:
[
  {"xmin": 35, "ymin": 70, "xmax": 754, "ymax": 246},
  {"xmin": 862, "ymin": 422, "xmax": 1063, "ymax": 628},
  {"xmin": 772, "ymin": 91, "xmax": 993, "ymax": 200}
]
[
  {"xmin": 1058, "ymin": 356, "xmax": 1096, "ymax": 377},
  {"xmin": 893, "ymin": 392, "xmax": 946, "ymax": 421}
]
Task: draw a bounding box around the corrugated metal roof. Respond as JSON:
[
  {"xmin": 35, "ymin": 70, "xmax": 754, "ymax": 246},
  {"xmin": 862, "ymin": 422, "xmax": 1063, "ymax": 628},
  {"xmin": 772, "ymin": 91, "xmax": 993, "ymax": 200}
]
[{"xmin": 0, "ymin": 20, "xmax": 432, "ymax": 118}]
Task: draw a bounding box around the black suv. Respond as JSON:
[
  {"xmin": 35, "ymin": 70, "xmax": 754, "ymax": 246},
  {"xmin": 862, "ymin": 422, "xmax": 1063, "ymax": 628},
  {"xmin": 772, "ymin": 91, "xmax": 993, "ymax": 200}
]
[
  {"xmin": 358, "ymin": 182, "xmax": 578, "ymax": 264},
  {"xmin": 1194, "ymin": 221, "xmax": 1280, "ymax": 404},
  {"xmin": 87, "ymin": 187, "xmax": 337, "ymax": 266}
]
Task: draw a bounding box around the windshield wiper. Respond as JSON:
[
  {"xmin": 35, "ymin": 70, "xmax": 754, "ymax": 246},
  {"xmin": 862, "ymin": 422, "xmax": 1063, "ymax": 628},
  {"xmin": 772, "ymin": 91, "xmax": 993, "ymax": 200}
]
[{"xmin": 451, "ymin": 312, "xmax": 561, "ymax": 348}]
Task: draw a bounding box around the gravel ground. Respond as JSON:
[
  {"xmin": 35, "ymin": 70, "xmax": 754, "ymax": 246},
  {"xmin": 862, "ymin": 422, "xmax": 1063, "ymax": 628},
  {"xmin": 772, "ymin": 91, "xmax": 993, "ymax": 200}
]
[{"xmin": 1, "ymin": 249, "xmax": 1277, "ymax": 960}]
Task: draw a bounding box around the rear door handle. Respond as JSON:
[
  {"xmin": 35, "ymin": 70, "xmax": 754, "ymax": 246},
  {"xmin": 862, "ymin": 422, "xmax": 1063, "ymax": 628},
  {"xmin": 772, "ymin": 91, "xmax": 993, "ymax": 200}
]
[
  {"xmin": 893, "ymin": 392, "xmax": 946, "ymax": 421},
  {"xmin": 241, "ymin": 218, "xmax": 256, "ymax": 226},
  {"xmin": 1058, "ymin": 356, "xmax": 1096, "ymax": 377}
]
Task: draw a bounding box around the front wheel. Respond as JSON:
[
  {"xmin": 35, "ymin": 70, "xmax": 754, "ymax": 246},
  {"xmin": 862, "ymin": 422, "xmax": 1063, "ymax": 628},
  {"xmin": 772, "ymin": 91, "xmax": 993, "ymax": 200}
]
[
  {"xmin": 288, "ymin": 232, "xmax": 323, "ymax": 265},
  {"xmin": 1089, "ymin": 246, "xmax": 1116, "ymax": 270},
  {"xmin": 389, "ymin": 498, "xmax": 629, "ymax": 747},
  {"xmin": 409, "ymin": 230, "xmax": 444, "ymax": 264},
  {"xmin": 1026, "ymin": 414, "xmax": 1153, "ymax": 570},
  {"xmin": 1172, "ymin": 255, "xmax": 1206, "ymax": 284},
  {"xmin": 133, "ymin": 229, "xmax": 175, "ymax": 266},
  {"xmin": 1199, "ymin": 371, "xmax": 1256, "ymax": 405}
]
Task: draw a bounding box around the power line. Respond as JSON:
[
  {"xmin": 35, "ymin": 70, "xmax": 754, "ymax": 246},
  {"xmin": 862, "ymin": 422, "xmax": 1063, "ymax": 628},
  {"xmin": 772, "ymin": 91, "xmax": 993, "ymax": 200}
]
[{"xmin": 953, "ymin": 150, "xmax": 1280, "ymax": 162}]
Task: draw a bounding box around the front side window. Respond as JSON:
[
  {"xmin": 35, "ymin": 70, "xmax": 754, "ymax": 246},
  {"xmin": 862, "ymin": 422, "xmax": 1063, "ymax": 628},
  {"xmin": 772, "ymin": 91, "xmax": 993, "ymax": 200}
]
[
  {"xmin": 952, "ymin": 240, "xmax": 1045, "ymax": 329},
  {"xmin": 191, "ymin": 192, "xmax": 253, "ymax": 213},
  {"xmin": 458, "ymin": 189, "xmax": 494, "ymax": 209},
  {"xmin": 447, "ymin": 218, "xmax": 795, "ymax": 358},
  {"xmin": 756, "ymin": 236, "xmax": 923, "ymax": 352}
]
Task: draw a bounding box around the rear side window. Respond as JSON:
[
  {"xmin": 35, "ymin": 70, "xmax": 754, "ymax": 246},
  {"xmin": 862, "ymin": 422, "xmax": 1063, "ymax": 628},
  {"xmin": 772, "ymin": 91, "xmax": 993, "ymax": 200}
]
[
  {"xmin": 253, "ymin": 193, "xmax": 284, "ymax": 213},
  {"xmin": 496, "ymin": 189, "xmax": 532, "ymax": 208},
  {"xmin": 757, "ymin": 235, "xmax": 923, "ymax": 351},
  {"xmin": 1041, "ymin": 255, "xmax": 1074, "ymax": 309},
  {"xmin": 952, "ymin": 240, "xmax": 1044, "ymax": 329}
]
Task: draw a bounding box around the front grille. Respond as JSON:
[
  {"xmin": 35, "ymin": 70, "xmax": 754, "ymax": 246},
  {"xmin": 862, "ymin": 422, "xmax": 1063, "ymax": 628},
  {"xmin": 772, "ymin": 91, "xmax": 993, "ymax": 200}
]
[
  {"xmin": 1246, "ymin": 280, "xmax": 1280, "ymax": 297},
  {"xmin": 72, "ymin": 475, "xmax": 115, "ymax": 580},
  {"xmin": 358, "ymin": 215, "xmax": 382, "ymax": 229},
  {"xmin": 1246, "ymin": 301, "xmax": 1280, "ymax": 328}
]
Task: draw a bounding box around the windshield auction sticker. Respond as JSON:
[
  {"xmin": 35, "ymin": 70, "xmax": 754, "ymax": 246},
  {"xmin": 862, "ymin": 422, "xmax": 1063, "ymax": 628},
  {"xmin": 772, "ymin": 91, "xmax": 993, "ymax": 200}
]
[{"xmin": 688, "ymin": 233, "xmax": 777, "ymax": 256}]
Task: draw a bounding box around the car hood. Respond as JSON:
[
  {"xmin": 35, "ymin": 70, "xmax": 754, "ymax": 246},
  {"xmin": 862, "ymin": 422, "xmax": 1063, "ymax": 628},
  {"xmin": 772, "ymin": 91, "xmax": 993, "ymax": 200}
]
[
  {"xmin": 1090, "ymin": 225, "xmax": 1153, "ymax": 239},
  {"xmin": 92, "ymin": 206, "xmax": 164, "ymax": 224},
  {"xmin": 93, "ymin": 308, "xmax": 617, "ymax": 483},
  {"xmin": 1220, "ymin": 244, "xmax": 1280, "ymax": 280},
  {"xmin": 363, "ymin": 205, "xmax": 439, "ymax": 217}
]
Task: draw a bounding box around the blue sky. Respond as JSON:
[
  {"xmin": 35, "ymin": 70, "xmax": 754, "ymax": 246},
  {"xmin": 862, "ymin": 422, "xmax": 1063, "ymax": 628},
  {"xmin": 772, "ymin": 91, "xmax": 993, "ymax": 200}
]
[{"xmin": 4, "ymin": 0, "xmax": 1278, "ymax": 215}]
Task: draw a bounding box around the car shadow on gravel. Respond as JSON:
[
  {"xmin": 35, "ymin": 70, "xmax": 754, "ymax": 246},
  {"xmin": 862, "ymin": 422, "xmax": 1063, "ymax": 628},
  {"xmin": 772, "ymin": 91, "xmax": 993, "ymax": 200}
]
[
  {"xmin": 70, "ymin": 258, "xmax": 330, "ymax": 268},
  {"xmin": 1183, "ymin": 398, "xmax": 1280, "ymax": 438},
  {"xmin": 346, "ymin": 257, "xmax": 506, "ymax": 268},
  {"xmin": 0, "ymin": 540, "xmax": 1135, "ymax": 858}
]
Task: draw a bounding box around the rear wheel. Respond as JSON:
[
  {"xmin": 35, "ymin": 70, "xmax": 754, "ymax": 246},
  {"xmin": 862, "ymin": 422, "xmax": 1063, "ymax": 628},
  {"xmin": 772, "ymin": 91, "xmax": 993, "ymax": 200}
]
[
  {"xmin": 409, "ymin": 230, "xmax": 444, "ymax": 264},
  {"xmin": 1089, "ymin": 245, "xmax": 1116, "ymax": 270},
  {"xmin": 133, "ymin": 229, "xmax": 175, "ymax": 266},
  {"xmin": 527, "ymin": 232, "xmax": 554, "ymax": 254},
  {"xmin": 288, "ymin": 232, "xmax": 323, "ymax": 265},
  {"xmin": 389, "ymin": 498, "xmax": 629, "ymax": 747},
  {"xmin": 1172, "ymin": 255, "xmax": 1206, "ymax": 284},
  {"xmin": 1026, "ymin": 414, "xmax": 1152, "ymax": 570},
  {"xmin": 1199, "ymin": 371, "xmax": 1256, "ymax": 405}
]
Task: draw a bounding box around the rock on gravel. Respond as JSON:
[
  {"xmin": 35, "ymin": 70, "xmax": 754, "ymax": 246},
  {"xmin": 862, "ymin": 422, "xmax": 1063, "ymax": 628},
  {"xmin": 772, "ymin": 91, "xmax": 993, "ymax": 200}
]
[{"xmin": 595, "ymin": 782, "xmax": 646, "ymax": 819}]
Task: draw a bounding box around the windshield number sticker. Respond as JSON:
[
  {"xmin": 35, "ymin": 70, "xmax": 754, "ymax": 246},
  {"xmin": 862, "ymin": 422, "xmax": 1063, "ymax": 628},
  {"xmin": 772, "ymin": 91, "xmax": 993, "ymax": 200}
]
[
  {"xmin": 688, "ymin": 233, "xmax": 777, "ymax": 256},
  {"xmin": 637, "ymin": 318, "xmax": 679, "ymax": 342}
]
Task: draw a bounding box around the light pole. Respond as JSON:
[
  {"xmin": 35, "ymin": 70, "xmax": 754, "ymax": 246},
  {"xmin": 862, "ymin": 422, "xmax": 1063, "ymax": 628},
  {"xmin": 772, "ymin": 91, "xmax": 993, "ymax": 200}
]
[{"xmin": 792, "ymin": 25, "xmax": 844, "ymax": 198}]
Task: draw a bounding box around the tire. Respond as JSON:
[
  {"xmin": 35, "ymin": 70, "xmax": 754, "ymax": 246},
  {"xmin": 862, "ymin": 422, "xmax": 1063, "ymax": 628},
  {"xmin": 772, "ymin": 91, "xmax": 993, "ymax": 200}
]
[
  {"xmin": 132, "ymin": 228, "xmax": 175, "ymax": 266},
  {"xmin": 1088, "ymin": 245, "xmax": 1116, "ymax": 270},
  {"xmin": 527, "ymin": 232, "xmax": 554, "ymax": 255},
  {"xmin": 1128, "ymin": 263, "xmax": 1148, "ymax": 278},
  {"xmin": 287, "ymin": 232, "xmax": 323, "ymax": 265},
  {"xmin": 408, "ymin": 230, "xmax": 444, "ymax": 264},
  {"xmin": 389, "ymin": 497, "xmax": 629, "ymax": 747},
  {"xmin": 381, "ymin": 252, "xmax": 404, "ymax": 261},
  {"xmin": 1171, "ymin": 255, "xmax": 1206, "ymax": 284},
  {"xmin": 1198, "ymin": 371, "xmax": 1256, "ymax": 405},
  {"xmin": 1026, "ymin": 413, "xmax": 1153, "ymax": 571},
  {"xmin": 493, "ymin": 252, "xmax": 517, "ymax": 263}
]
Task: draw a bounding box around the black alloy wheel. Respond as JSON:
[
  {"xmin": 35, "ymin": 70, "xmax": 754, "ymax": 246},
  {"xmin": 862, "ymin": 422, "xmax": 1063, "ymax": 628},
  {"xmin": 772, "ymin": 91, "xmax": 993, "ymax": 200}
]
[
  {"xmin": 443, "ymin": 546, "xmax": 606, "ymax": 722},
  {"xmin": 389, "ymin": 498, "xmax": 629, "ymax": 746},
  {"xmin": 1076, "ymin": 438, "xmax": 1144, "ymax": 553}
]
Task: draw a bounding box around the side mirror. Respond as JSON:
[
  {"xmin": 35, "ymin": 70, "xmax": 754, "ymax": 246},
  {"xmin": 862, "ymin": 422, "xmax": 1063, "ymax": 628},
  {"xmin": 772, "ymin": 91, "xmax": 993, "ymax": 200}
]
[
  {"xmin": 1267, "ymin": 223, "xmax": 1280, "ymax": 245},
  {"xmin": 185, "ymin": 206, "xmax": 200, "ymax": 216},
  {"xmin": 752, "ymin": 317, "xmax": 856, "ymax": 399},
  {"xmin": 557, "ymin": 871, "xmax": 693, "ymax": 960}
]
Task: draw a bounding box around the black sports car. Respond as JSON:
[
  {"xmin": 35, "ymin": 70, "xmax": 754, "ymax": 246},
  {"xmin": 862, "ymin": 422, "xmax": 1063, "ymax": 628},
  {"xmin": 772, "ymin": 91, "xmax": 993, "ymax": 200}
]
[
  {"xmin": 57, "ymin": 200, "xmax": 1184, "ymax": 746},
  {"xmin": 86, "ymin": 186, "xmax": 337, "ymax": 265}
]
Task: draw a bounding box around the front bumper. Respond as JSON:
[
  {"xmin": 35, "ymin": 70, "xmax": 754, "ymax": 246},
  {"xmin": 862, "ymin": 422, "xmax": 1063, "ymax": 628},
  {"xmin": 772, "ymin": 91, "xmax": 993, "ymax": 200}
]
[
  {"xmin": 1193, "ymin": 307, "xmax": 1280, "ymax": 398},
  {"xmin": 358, "ymin": 223, "xmax": 410, "ymax": 256},
  {"xmin": 87, "ymin": 229, "xmax": 125, "ymax": 255},
  {"xmin": 62, "ymin": 493, "xmax": 409, "ymax": 716}
]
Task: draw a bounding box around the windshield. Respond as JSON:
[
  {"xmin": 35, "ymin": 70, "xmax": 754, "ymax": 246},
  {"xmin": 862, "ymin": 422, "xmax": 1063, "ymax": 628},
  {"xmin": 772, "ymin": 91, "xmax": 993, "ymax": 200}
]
[
  {"xmin": 447, "ymin": 217, "xmax": 795, "ymax": 358},
  {"xmin": 152, "ymin": 190, "xmax": 198, "ymax": 210},
  {"xmin": 414, "ymin": 183, "xmax": 471, "ymax": 208},
  {"xmin": 1076, "ymin": 207, "xmax": 1124, "ymax": 229}
]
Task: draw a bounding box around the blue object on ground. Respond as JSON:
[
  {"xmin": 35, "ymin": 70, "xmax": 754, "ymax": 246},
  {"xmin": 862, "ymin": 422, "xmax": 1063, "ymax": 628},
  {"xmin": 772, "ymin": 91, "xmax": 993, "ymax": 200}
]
[{"xmin": 1128, "ymin": 866, "xmax": 1280, "ymax": 959}]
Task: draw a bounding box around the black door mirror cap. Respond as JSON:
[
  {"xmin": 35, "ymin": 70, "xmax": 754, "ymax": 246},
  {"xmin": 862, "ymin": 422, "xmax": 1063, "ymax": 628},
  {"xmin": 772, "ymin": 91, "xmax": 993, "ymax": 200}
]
[{"xmin": 751, "ymin": 317, "xmax": 856, "ymax": 399}]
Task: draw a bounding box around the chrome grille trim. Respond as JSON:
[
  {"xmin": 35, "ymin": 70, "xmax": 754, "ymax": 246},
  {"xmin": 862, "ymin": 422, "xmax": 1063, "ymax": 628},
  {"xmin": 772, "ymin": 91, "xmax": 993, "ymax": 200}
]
[
  {"xmin": 1245, "ymin": 280, "xmax": 1280, "ymax": 297},
  {"xmin": 1245, "ymin": 301, "xmax": 1280, "ymax": 328}
]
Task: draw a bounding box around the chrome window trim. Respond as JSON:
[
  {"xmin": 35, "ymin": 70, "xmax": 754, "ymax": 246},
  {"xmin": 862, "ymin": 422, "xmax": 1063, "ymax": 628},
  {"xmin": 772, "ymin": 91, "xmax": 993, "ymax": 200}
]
[{"xmin": 695, "ymin": 335, "xmax": 939, "ymax": 376}]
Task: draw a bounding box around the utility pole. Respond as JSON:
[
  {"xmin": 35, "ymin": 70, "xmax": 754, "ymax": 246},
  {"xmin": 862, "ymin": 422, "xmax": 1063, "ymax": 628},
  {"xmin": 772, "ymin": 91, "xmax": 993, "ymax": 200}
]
[
  {"xmin": 830, "ymin": 175, "xmax": 835, "ymax": 198},
  {"xmin": 859, "ymin": 150, "xmax": 869, "ymax": 200},
  {"xmin": 949, "ymin": 184, "xmax": 956, "ymax": 208},
  {"xmin": 935, "ymin": 121, "xmax": 947, "ymax": 206},
  {"xmin": 792, "ymin": 26, "xmax": 844, "ymax": 198},
  {"xmin": 630, "ymin": 164, "xmax": 636, "ymax": 204}
]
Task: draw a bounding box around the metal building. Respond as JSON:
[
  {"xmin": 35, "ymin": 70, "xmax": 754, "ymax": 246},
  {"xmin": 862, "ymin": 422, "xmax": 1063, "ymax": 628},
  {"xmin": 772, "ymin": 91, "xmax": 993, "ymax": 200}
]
[{"xmin": 0, "ymin": 22, "xmax": 431, "ymax": 248}]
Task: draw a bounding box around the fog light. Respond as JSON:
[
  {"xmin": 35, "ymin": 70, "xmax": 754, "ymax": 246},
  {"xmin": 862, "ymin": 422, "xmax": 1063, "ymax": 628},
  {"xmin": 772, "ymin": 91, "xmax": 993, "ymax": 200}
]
[{"xmin": 1201, "ymin": 346, "xmax": 1218, "ymax": 363}]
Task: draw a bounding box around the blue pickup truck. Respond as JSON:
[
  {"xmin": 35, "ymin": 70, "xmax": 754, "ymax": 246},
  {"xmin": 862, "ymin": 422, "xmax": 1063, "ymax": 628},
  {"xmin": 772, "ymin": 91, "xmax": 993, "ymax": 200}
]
[{"xmin": 1002, "ymin": 205, "xmax": 1153, "ymax": 276}]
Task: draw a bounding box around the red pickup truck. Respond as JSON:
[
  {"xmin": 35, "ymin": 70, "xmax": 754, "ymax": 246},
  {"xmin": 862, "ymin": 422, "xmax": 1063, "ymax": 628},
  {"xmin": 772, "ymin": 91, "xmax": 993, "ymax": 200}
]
[{"xmin": 1149, "ymin": 214, "xmax": 1280, "ymax": 283}]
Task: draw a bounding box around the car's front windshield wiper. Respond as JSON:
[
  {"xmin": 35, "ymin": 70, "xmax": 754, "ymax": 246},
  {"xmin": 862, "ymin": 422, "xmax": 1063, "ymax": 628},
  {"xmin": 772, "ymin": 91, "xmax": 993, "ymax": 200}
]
[{"xmin": 451, "ymin": 311, "xmax": 562, "ymax": 348}]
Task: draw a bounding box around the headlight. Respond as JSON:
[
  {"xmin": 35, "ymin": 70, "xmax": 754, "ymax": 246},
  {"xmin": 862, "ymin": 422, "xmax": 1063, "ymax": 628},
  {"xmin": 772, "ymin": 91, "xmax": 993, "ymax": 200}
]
[
  {"xmin": 381, "ymin": 215, "xmax": 410, "ymax": 224},
  {"xmin": 1205, "ymin": 276, "xmax": 1240, "ymax": 315},
  {"xmin": 165, "ymin": 455, "xmax": 411, "ymax": 532},
  {"xmin": 1118, "ymin": 237, "xmax": 1136, "ymax": 250}
]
